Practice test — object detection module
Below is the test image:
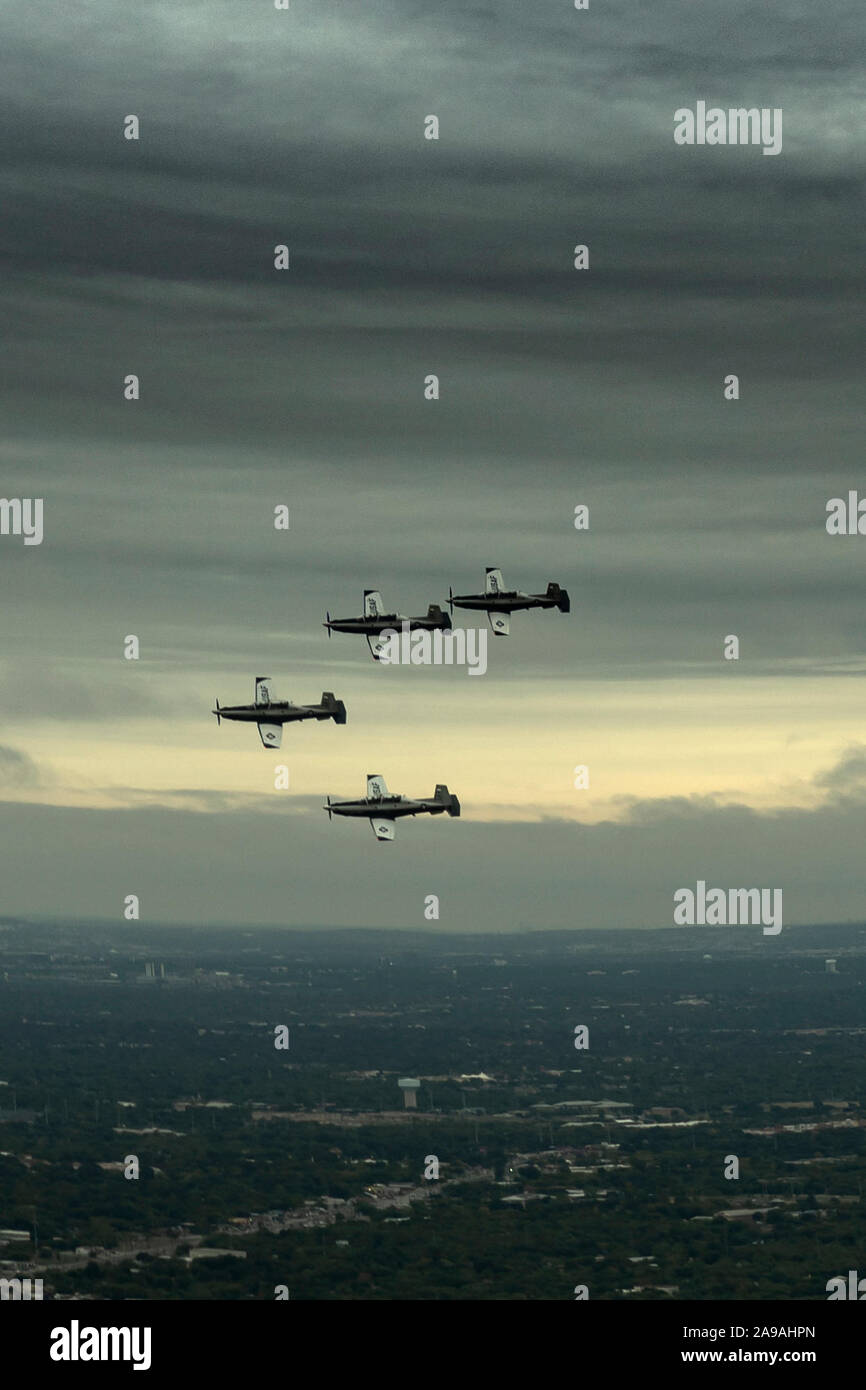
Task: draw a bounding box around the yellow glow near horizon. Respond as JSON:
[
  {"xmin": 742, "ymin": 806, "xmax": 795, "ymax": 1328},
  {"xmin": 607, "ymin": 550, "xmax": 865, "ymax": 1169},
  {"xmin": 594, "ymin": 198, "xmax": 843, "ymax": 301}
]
[{"xmin": 5, "ymin": 673, "xmax": 863, "ymax": 822}]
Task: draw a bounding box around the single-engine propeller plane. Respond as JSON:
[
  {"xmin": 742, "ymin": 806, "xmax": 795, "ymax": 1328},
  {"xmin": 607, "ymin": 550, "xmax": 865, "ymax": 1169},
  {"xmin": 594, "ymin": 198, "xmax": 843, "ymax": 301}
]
[
  {"xmin": 448, "ymin": 567, "xmax": 570, "ymax": 636},
  {"xmin": 324, "ymin": 590, "xmax": 451, "ymax": 659},
  {"xmin": 325, "ymin": 773, "xmax": 460, "ymax": 841},
  {"xmin": 213, "ymin": 677, "xmax": 346, "ymax": 749}
]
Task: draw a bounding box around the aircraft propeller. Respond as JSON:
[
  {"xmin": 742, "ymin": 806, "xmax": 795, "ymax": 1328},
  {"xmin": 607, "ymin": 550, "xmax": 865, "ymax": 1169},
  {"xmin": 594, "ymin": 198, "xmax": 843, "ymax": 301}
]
[
  {"xmin": 325, "ymin": 611, "xmax": 331, "ymax": 637},
  {"xmin": 213, "ymin": 698, "xmax": 221, "ymax": 726},
  {"xmin": 326, "ymin": 796, "xmax": 332, "ymax": 820},
  {"xmin": 448, "ymin": 587, "xmax": 454, "ymax": 615}
]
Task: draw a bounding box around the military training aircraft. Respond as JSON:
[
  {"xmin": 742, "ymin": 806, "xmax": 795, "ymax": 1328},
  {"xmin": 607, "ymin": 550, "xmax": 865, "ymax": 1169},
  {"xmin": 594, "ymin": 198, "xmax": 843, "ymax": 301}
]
[
  {"xmin": 324, "ymin": 590, "xmax": 451, "ymax": 659},
  {"xmin": 325, "ymin": 773, "xmax": 461, "ymax": 840},
  {"xmin": 213, "ymin": 676, "xmax": 347, "ymax": 748},
  {"xmin": 448, "ymin": 567, "xmax": 570, "ymax": 635}
]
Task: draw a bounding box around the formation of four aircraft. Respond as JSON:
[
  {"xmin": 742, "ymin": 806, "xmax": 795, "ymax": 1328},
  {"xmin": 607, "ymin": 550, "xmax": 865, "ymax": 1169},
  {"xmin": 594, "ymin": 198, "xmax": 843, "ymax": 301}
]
[{"xmin": 212, "ymin": 568, "xmax": 569, "ymax": 840}]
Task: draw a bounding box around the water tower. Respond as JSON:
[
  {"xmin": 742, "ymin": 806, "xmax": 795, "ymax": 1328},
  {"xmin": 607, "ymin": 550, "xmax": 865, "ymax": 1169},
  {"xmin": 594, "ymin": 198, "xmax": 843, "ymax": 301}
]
[{"xmin": 398, "ymin": 1078, "xmax": 420, "ymax": 1110}]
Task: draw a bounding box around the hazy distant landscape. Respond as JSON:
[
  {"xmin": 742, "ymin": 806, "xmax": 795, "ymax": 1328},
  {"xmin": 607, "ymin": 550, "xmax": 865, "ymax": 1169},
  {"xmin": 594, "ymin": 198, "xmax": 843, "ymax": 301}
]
[{"xmin": 2, "ymin": 920, "xmax": 864, "ymax": 1300}]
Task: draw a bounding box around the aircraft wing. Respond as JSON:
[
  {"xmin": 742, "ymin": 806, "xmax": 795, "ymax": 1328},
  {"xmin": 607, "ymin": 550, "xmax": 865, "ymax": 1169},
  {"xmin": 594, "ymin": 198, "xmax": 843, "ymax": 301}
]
[
  {"xmin": 367, "ymin": 634, "xmax": 390, "ymax": 661},
  {"xmin": 484, "ymin": 567, "xmax": 504, "ymax": 595},
  {"xmin": 257, "ymin": 722, "xmax": 282, "ymax": 748},
  {"xmin": 370, "ymin": 818, "xmax": 396, "ymax": 841},
  {"xmin": 364, "ymin": 590, "xmax": 385, "ymax": 619},
  {"xmin": 367, "ymin": 774, "xmax": 389, "ymax": 799},
  {"xmin": 255, "ymin": 676, "xmax": 274, "ymax": 706},
  {"xmin": 488, "ymin": 611, "xmax": 510, "ymax": 635}
]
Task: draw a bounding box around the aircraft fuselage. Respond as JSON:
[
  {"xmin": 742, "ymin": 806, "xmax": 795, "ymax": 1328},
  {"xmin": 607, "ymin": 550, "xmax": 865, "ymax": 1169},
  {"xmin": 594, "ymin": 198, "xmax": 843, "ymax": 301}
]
[
  {"xmin": 328, "ymin": 796, "xmax": 445, "ymax": 820},
  {"xmin": 324, "ymin": 612, "xmax": 451, "ymax": 636},
  {"xmin": 450, "ymin": 591, "xmax": 556, "ymax": 613},
  {"xmin": 215, "ymin": 702, "xmax": 332, "ymax": 724}
]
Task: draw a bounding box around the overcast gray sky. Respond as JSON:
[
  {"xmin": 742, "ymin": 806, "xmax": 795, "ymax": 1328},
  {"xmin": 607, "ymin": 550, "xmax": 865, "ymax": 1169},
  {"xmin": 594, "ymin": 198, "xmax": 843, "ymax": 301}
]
[{"xmin": 0, "ymin": 1, "xmax": 864, "ymax": 928}]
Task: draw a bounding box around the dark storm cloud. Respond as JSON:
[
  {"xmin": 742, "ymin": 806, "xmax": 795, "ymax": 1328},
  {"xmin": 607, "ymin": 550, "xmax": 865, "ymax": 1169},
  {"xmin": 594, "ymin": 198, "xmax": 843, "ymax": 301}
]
[
  {"xmin": 0, "ymin": 744, "xmax": 42, "ymax": 788},
  {"xmin": 3, "ymin": 140, "xmax": 861, "ymax": 314},
  {"xmin": 1, "ymin": 0, "xmax": 861, "ymax": 493},
  {"xmin": 0, "ymin": 0, "xmax": 861, "ymax": 311},
  {"xmin": 813, "ymin": 745, "xmax": 866, "ymax": 798}
]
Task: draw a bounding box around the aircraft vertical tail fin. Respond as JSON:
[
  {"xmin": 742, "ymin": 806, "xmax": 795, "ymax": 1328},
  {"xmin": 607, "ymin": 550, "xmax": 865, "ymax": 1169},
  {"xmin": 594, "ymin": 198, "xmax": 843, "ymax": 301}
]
[
  {"xmin": 547, "ymin": 582, "xmax": 570, "ymax": 613},
  {"xmin": 434, "ymin": 784, "xmax": 460, "ymax": 817},
  {"xmin": 426, "ymin": 603, "xmax": 451, "ymax": 629},
  {"xmin": 484, "ymin": 567, "xmax": 504, "ymax": 595},
  {"xmin": 321, "ymin": 692, "xmax": 347, "ymax": 724},
  {"xmin": 364, "ymin": 590, "xmax": 385, "ymax": 619}
]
